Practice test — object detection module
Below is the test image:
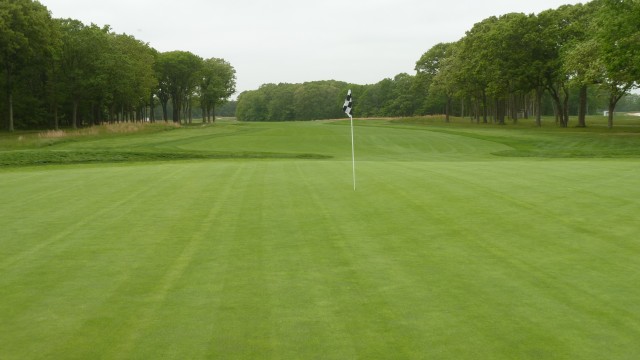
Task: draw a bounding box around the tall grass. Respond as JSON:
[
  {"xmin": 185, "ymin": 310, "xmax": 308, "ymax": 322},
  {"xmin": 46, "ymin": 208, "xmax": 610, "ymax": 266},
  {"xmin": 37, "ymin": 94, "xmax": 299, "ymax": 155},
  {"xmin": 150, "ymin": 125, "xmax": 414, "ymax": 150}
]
[{"xmin": 0, "ymin": 122, "xmax": 181, "ymax": 150}]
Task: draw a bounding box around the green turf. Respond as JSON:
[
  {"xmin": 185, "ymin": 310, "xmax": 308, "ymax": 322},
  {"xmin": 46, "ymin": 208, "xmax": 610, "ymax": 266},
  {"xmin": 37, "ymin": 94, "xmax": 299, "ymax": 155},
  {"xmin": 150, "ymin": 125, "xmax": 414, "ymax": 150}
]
[{"xmin": 1, "ymin": 118, "xmax": 640, "ymax": 359}]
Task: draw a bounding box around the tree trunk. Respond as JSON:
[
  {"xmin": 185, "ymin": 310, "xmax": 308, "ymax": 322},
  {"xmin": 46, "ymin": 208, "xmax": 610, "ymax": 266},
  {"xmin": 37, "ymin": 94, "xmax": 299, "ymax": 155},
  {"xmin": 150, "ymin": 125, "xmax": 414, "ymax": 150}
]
[
  {"xmin": 150, "ymin": 94, "xmax": 155, "ymax": 122},
  {"xmin": 608, "ymin": 101, "xmax": 615, "ymax": 129},
  {"xmin": 109, "ymin": 105, "xmax": 116, "ymax": 124},
  {"xmin": 5, "ymin": 67, "xmax": 14, "ymax": 132},
  {"xmin": 172, "ymin": 98, "xmax": 181, "ymax": 123},
  {"xmin": 161, "ymin": 100, "xmax": 168, "ymax": 121},
  {"xmin": 54, "ymin": 103, "xmax": 59, "ymax": 130},
  {"xmin": 445, "ymin": 96, "xmax": 451, "ymax": 123},
  {"xmin": 535, "ymin": 87, "xmax": 543, "ymax": 127},
  {"xmin": 562, "ymin": 87, "xmax": 570, "ymax": 128},
  {"xmin": 473, "ymin": 96, "xmax": 480, "ymax": 123},
  {"xmin": 577, "ymin": 85, "xmax": 587, "ymax": 128},
  {"xmin": 72, "ymin": 100, "xmax": 79, "ymax": 129},
  {"xmin": 511, "ymin": 94, "xmax": 518, "ymax": 125},
  {"xmin": 496, "ymin": 98, "xmax": 506, "ymax": 125},
  {"xmin": 91, "ymin": 103, "xmax": 97, "ymax": 125},
  {"xmin": 606, "ymin": 86, "xmax": 629, "ymax": 129},
  {"xmin": 8, "ymin": 92, "xmax": 14, "ymax": 132},
  {"xmin": 548, "ymin": 90, "xmax": 567, "ymax": 128},
  {"xmin": 545, "ymin": 81, "xmax": 570, "ymax": 127},
  {"xmin": 50, "ymin": 73, "xmax": 59, "ymax": 130},
  {"xmin": 482, "ymin": 89, "xmax": 488, "ymax": 123}
]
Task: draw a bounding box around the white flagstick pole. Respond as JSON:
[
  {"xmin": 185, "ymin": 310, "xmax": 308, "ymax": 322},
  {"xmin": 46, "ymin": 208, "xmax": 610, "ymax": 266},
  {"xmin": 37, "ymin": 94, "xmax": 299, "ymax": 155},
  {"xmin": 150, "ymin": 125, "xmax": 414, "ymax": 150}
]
[
  {"xmin": 350, "ymin": 113, "xmax": 356, "ymax": 191},
  {"xmin": 343, "ymin": 89, "xmax": 356, "ymax": 190}
]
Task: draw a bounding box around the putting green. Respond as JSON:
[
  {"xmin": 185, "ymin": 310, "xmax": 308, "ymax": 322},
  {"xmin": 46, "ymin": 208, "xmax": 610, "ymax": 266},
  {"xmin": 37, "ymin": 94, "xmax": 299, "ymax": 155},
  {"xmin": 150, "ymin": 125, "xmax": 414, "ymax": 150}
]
[{"xmin": 1, "ymin": 120, "xmax": 640, "ymax": 359}]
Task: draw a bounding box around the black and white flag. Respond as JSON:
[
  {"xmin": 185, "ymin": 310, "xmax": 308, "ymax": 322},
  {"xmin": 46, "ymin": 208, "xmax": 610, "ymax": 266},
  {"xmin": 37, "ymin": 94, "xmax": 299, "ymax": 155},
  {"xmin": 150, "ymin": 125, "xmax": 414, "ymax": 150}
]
[{"xmin": 343, "ymin": 89, "xmax": 353, "ymax": 117}]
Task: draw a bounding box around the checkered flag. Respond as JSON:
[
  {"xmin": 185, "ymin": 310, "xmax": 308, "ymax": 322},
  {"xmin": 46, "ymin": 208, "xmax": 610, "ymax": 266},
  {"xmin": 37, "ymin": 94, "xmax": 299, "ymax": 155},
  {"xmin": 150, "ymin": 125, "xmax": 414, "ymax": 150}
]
[{"xmin": 343, "ymin": 89, "xmax": 353, "ymax": 117}]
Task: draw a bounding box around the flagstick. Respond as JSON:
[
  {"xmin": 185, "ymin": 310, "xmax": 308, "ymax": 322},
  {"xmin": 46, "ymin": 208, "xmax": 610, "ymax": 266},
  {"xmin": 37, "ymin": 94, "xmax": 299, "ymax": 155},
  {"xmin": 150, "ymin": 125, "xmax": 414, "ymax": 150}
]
[
  {"xmin": 343, "ymin": 89, "xmax": 356, "ymax": 191},
  {"xmin": 350, "ymin": 114, "xmax": 356, "ymax": 191}
]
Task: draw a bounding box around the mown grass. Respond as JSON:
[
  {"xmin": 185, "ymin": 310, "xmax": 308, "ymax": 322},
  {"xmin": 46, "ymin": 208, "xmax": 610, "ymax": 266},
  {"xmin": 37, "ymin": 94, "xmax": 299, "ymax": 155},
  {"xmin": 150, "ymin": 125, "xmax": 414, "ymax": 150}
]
[
  {"xmin": 1, "ymin": 117, "xmax": 640, "ymax": 359},
  {"xmin": 390, "ymin": 114, "xmax": 640, "ymax": 158}
]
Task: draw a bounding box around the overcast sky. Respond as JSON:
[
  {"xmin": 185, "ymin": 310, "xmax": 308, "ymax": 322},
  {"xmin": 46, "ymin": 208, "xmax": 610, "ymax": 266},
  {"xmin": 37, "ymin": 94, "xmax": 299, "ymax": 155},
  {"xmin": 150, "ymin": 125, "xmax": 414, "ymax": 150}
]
[{"xmin": 41, "ymin": 0, "xmax": 582, "ymax": 97}]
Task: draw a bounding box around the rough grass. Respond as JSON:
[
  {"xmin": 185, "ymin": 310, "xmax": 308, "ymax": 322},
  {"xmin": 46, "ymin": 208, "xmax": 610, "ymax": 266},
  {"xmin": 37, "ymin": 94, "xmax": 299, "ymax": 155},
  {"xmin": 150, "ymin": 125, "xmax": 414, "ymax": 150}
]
[
  {"xmin": 1, "ymin": 117, "xmax": 640, "ymax": 359},
  {"xmin": 0, "ymin": 121, "xmax": 329, "ymax": 166},
  {"xmin": 0, "ymin": 122, "xmax": 181, "ymax": 150},
  {"xmin": 3, "ymin": 116, "xmax": 640, "ymax": 166},
  {"xmin": 390, "ymin": 115, "xmax": 640, "ymax": 158}
]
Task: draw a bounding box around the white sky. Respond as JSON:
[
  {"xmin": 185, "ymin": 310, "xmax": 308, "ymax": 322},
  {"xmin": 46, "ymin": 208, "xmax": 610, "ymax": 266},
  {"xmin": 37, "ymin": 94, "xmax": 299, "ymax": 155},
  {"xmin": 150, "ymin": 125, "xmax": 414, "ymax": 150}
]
[{"xmin": 41, "ymin": 0, "xmax": 583, "ymax": 97}]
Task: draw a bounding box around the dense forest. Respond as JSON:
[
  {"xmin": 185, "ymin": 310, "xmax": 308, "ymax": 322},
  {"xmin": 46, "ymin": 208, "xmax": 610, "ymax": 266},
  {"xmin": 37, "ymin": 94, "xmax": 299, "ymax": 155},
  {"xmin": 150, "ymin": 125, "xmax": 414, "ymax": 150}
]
[
  {"xmin": 237, "ymin": 0, "xmax": 640, "ymax": 128},
  {"xmin": 0, "ymin": 0, "xmax": 236, "ymax": 131}
]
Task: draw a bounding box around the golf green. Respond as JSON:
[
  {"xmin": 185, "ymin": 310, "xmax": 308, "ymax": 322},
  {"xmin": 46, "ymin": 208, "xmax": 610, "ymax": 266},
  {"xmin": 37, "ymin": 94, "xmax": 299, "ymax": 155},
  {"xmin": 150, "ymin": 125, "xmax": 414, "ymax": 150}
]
[{"xmin": 1, "ymin": 120, "xmax": 640, "ymax": 359}]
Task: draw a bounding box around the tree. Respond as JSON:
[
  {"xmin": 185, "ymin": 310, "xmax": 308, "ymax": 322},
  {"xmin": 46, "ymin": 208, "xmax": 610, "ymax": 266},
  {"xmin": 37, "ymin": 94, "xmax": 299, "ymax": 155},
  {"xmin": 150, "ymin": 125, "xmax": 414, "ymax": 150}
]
[
  {"xmin": 156, "ymin": 51, "xmax": 202, "ymax": 123},
  {"xmin": 425, "ymin": 42, "xmax": 460, "ymax": 122},
  {"xmin": 590, "ymin": 0, "xmax": 640, "ymax": 128},
  {"xmin": 564, "ymin": 39, "xmax": 600, "ymax": 127},
  {"xmin": 236, "ymin": 90, "xmax": 268, "ymax": 121},
  {"xmin": 386, "ymin": 73, "xmax": 419, "ymax": 117},
  {"xmin": 537, "ymin": 5, "xmax": 593, "ymax": 128},
  {"xmin": 264, "ymin": 83, "xmax": 298, "ymax": 121},
  {"xmin": 293, "ymin": 82, "xmax": 344, "ymax": 120},
  {"xmin": 472, "ymin": 13, "xmax": 538, "ymax": 125},
  {"xmin": 101, "ymin": 33, "xmax": 156, "ymax": 123},
  {"xmin": 551, "ymin": 3, "xmax": 595, "ymax": 128},
  {"xmin": 154, "ymin": 50, "xmax": 171, "ymax": 121},
  {"xmin": 493, "ymin": 13, "xmax": 542, "ymax": 124},
  {"xmin": 359, "ymin": 78, "xmax": 395, "ymax": 117},
  {"xmin": 199, "ymin": 57, "xmax": 236, "ymax": 123},
  {"xmin": 0, "ymin": 0, "xmax": 54, "ymax": 131},
  {"xmin": 415, "ymin": 43, "xmax": 456, "ymax": 119},
  {"xmin": 455, "ymin": 18, "xmax": 499, "ymax": 123},
  {"xmin": 56, "ymin": 19, "xmax": 110, "ymax": 128}
]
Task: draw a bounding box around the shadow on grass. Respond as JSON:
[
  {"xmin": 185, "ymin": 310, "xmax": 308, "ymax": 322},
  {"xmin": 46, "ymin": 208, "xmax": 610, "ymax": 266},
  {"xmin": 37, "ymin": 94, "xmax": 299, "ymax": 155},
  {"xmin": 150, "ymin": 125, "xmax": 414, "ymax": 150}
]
[{"xmin": 0, "ymin": 150, "xmax": 332, "ymax": 167}]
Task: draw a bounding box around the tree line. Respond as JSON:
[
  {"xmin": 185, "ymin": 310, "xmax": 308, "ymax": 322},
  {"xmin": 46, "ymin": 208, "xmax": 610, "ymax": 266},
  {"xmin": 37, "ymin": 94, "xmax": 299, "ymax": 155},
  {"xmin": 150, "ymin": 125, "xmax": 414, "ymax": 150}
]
[
  {"xmin": 236, "ymin": 81, "xmax": 349, "ymax": 121},
  {"xmin": 0, "ymin": 0, "xmax": 236, "ymax": 131},
  {"xmin": 237, "ymin": 0, "xmax": 640, "ymax": 127}
]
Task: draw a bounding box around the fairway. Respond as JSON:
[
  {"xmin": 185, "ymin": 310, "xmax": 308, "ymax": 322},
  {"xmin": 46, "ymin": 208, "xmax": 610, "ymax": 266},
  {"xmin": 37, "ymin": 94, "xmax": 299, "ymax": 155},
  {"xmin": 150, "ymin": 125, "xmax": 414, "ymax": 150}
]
[{"xmin": 2, "ymin": 120, "xmax": 640, "ymax": 359}]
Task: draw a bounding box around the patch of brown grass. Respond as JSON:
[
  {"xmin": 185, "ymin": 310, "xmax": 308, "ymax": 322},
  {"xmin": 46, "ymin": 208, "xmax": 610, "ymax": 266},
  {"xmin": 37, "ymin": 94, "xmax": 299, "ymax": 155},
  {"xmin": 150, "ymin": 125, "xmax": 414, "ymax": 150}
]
[
  {"xmin": 104, "ymin": 122, "xmax": 146, "ymax": 133},
  {"xmin": 36, "ymin": 122, "xmax": 180, "ymax": 139},
  {"xmin": 38, "ymin": 130, "xmax": 67, "ymax": 139}
]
